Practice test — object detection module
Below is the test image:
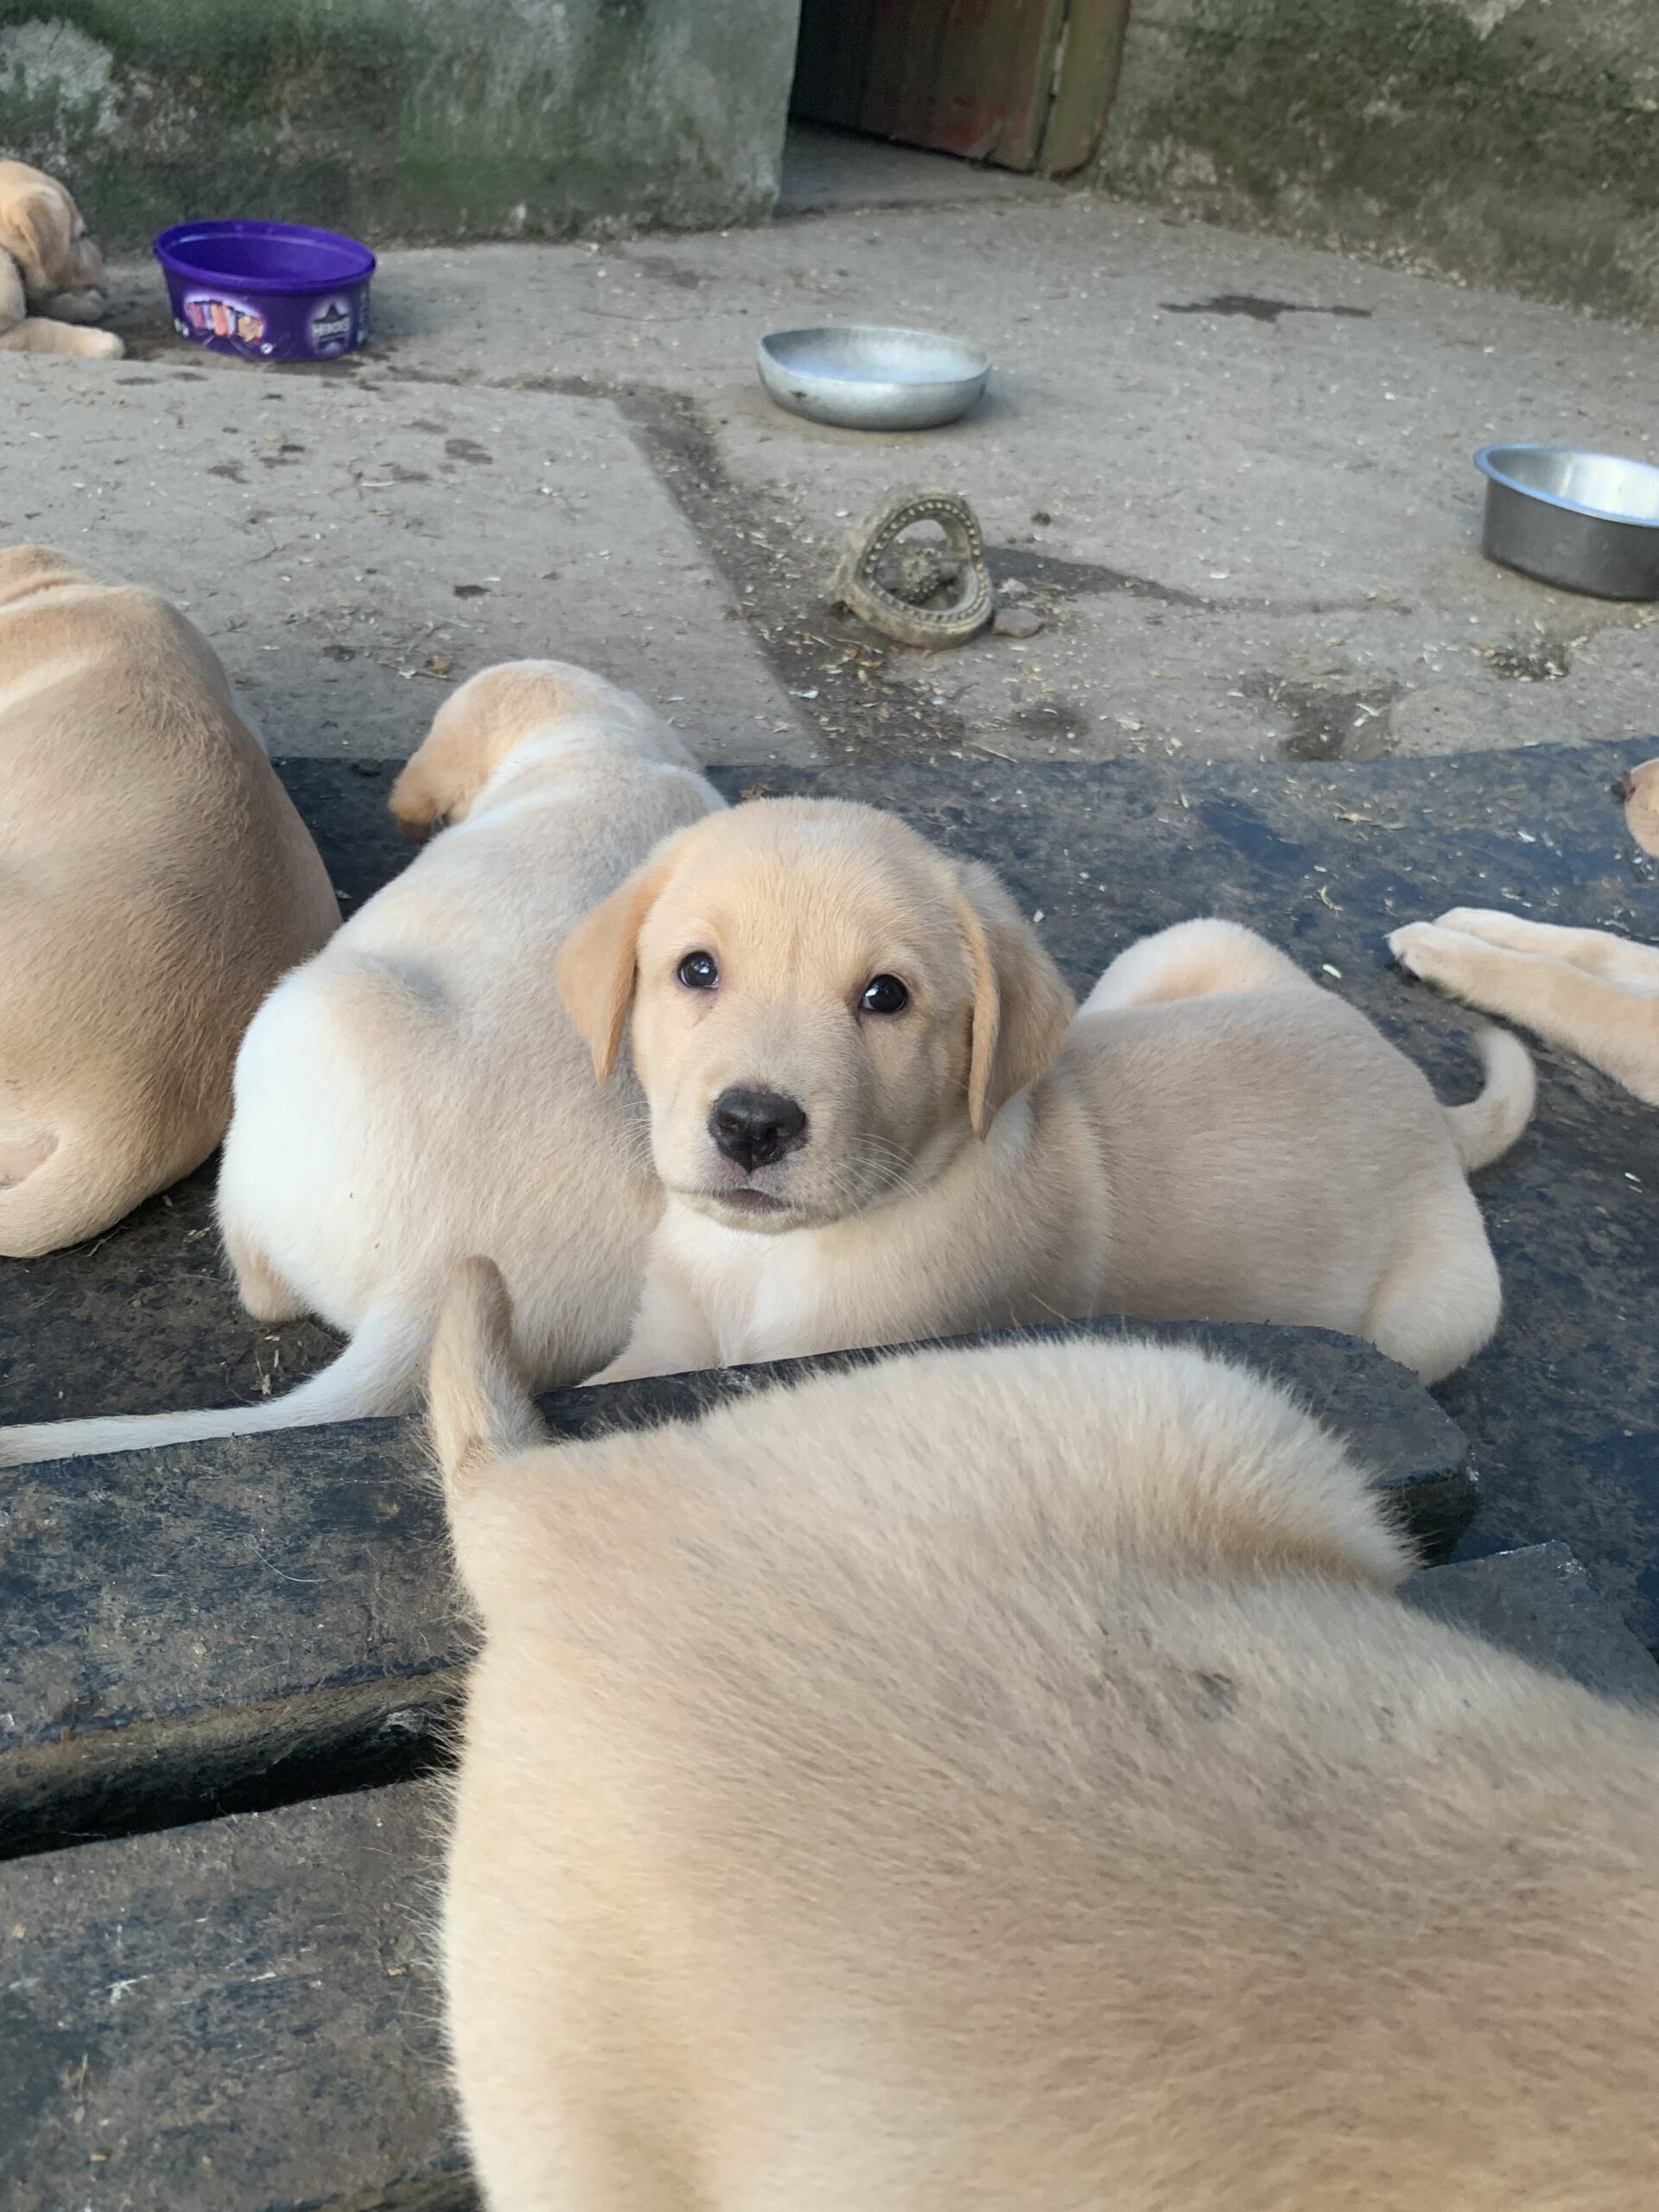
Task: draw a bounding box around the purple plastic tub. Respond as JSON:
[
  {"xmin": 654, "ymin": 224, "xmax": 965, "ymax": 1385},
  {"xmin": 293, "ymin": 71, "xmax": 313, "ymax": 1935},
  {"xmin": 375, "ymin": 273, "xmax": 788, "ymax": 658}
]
[{"xmin": 154, "ymin": 219, "xmax": 375, "ymax": 362}]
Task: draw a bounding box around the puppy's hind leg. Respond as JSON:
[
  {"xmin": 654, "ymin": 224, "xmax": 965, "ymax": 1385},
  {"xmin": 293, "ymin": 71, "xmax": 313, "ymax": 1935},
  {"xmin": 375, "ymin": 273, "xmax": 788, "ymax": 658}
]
[
  {"xmin": 223, "ymin": 1218, "xmax": 308, "ymax": 1323},
  {"xmin": 1082, "ymin": 917, "xmax": 1313, "ymax": 1017},
  {"xmin": 428, "ymin": 1258, "xmax": 548, "ymax": 1493},
  {"xmin": 0, "ymin": 1128, "xmax": 150, "ymax": 1260},
  {"xmin": 1363, "ymin": 1190, "xmax": 1503, "ymax": 1385}
]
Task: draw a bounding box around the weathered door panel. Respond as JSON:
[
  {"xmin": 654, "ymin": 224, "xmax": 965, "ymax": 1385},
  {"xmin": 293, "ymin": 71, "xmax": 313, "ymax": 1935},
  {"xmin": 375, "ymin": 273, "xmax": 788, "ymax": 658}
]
[
  {"xmin": 794, "ymin": 0, "xmax": 1082, "ymax": 173},
  {"xmin": 1042, "ymin": 0, "xmax": 1131, "ymax": 175}
]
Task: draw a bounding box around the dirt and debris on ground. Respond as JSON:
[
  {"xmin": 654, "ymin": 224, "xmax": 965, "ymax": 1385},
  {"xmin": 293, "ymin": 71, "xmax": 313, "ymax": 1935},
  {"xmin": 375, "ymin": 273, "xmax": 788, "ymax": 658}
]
[{"xmin": 8, "ymin": 129, "xmax": 1650, "ymax": 776}]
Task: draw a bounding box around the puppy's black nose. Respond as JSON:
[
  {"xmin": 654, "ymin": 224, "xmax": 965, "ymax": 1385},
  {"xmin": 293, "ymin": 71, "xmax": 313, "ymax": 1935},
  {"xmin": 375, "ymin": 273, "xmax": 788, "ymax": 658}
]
[{"xmin": 709, "ymin": 1086, "xmax": 808, "ymax": 1173}]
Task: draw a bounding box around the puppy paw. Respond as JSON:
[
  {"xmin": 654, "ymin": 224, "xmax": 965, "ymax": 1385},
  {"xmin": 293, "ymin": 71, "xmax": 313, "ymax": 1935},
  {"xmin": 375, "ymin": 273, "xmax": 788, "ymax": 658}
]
[
  {"xmin": 1387, "ymin": 921, "xmax": 1481, "ymax": 996},
  {"xmin": 44, "ymin": 288, "xmax": 105, "ymax": 325},
  {"xmin": 77, "ymin": 327, "xmax": 124, "ymax": 360},
  {"xmin": 1430, "ymin": 906, "xmax": 1545, "ymax": 951},
  {"xmin": 1433, "ymin": 906, "xmax": 1506, "ymax": 936}
]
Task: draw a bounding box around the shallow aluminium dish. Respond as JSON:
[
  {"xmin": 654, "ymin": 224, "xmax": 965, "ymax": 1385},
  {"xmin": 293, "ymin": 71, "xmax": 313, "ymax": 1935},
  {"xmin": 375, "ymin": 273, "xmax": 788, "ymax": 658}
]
[
  {"xmin": 1475, "ymin": 443, "xmax": 1659, "ymax": 599},
  {"xmin": 758, "ymin": 324, "xmax": 989, "ymax": 430},
  {"xmin": 154, "ymin": 219, "xmax": 375, "ymax": 363}
]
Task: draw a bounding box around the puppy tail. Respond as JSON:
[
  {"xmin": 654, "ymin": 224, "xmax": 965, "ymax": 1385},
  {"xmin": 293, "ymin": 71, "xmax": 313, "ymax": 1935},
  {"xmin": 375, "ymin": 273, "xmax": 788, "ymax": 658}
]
[
  {"xmin": 0, "ymin": 1295, "xmax": 433, "ymax": 1468},
  {"xmin": 428, "ymin": 1258, "xmax": 547, "ymax": 1491},
  {"xmin": 1444, "ymin": 1024, "xmax": 1536, "ymax": 1173}
]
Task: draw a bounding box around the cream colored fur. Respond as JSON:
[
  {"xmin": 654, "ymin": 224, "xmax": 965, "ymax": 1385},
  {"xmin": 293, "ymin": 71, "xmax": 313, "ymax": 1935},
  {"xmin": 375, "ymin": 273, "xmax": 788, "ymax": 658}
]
[
  {"xmin": 562, "ymin": 799, "xmax": 1532, "ymax": 1387},
  {"xmin": 0, "ymin": 163, "xmax": 123, "ymax": 358},
  {"xmin": 1389, "ymin": 758, "xmax": 1659, "ymax": 1106},
  {"xmin": 433, "ymin": 1257, "xmax": 1659, "ymax": 2212},
  {"xmin": 0, "ymin": 544, "xmax": 338, "ymax": 1257},
  {"xmin": 1621, "ymin": 755, "xmax": 1659, "ymax": 857},
  {"xmin": 0, "ymin": 661, "xmax": 722, "ymax": 1465}
]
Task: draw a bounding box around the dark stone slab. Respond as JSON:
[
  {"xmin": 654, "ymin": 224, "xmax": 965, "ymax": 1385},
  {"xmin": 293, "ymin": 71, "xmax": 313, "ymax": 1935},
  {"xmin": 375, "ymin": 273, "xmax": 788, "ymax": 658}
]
[
  {"xmin": 1, "ymin": 741, "xmax": 1653, "ymax": 1633},
  {"xmin": 0, "ymin": 1319, "xmax": 1469, "ymax": 1859},
  {"xmin": 0, "ymin": 1408, "xmax": 459, "ymax": 1862},
  {"xmin": 0, "ymin": 1781, "xmax": 468, "ymax": 2212},
  {"xmin": 1404, "ymin": 1541, "xmax": 1659, "ymax": 1705}
]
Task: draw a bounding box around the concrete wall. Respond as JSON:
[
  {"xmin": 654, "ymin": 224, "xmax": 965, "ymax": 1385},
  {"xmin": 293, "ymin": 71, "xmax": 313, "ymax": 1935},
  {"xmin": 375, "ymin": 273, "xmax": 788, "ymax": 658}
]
[
  {"xmin": 0, "ymin": 0, "xmax": 802, "ymax": 249},
  {"xmin": 1092, "ymin": 0, "xmax": 1659, "ymax": 323}
]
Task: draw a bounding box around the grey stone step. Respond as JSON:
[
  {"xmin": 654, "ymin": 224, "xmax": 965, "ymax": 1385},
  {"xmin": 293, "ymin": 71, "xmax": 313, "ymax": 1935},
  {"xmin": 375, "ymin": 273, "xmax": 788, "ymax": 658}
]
[
  {"xmin": 1403, "ymin": 1541, "xmax": 1659, "ymax": 1704},
  {"xmin": 1, "ymin": 1319, "xmax": 1471, "ymax": 1857},
  {"xmin": 0, "ymin": 1781, "xmax": 465, "ymax": 2212},
  {"xmin": 3, "ymin": 1541, "xmax": 1650, "ymax": 2212}
]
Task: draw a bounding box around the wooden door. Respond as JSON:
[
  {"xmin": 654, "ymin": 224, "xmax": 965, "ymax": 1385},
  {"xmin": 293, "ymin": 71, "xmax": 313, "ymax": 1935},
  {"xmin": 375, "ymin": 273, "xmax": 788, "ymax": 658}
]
[{"xmin": 791, "ymin": 0, "xmax": 1127, "ymax": 176}]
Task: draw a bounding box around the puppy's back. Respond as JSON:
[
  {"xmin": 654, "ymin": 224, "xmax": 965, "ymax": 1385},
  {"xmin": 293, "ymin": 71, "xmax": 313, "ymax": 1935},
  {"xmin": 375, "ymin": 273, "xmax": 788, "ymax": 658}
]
[
  {"xmin": 211, "ymin": 671, "xmax": 720, "ymax": 1344},
  {"xmin": 2, "ymin": 555, "xmax": 338, "ymax": 998},
  {"xmin": 446, "ymin": 1338, "xmax": 1659, "ymax": 2209},
  {"xmin": 0, "ymin": 553, "xmax": 336, "ymax": 1248}
]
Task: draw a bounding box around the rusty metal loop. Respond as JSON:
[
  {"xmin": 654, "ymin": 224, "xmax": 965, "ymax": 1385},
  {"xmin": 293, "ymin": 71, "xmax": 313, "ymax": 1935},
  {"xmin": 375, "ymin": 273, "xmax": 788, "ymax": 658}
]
[{"xmin": 831, "ymin": 487, "xmax": 993, "ymax": 648}]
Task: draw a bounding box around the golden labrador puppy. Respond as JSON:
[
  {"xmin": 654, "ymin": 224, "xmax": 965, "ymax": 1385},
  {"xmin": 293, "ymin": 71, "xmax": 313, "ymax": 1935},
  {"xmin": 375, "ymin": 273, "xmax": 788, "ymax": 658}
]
[
  {"xmin": 0, "ymin": 546, "xmax": 337, "ymax": 1256},
  {"xmin": 1390, "ymin": 758, "xmax": 1659, "ymax": 1105},
  {"xmin": 432, "ymin": 1257, "xmax": 1659, "ymax": 2212},
  {"xmin": 559, "ymin": 799, "xmax": 1532, "ymax": 1385},
  {"xmin": 0, "ymin": 162, "xmax": 123, "ymax": 358},
  {"xmin": 0, "ymin": 661, "xmax": 722, "ymax": 1463}
]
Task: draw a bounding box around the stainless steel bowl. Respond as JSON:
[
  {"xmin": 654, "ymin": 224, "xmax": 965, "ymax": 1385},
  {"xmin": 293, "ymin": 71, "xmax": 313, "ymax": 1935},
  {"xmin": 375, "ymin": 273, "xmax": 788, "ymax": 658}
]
[
  {"xmin": 1476, "ymin": 444, "xmax": 1659, "ymax": 598},
  {"xmin": 757, "ymin": 324, "xmax": 989, "ymax": 431}
]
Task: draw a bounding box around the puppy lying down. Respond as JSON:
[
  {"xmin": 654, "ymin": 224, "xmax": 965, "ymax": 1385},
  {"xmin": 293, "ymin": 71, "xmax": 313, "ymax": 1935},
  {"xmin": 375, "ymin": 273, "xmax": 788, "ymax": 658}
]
[
  {"xmin": 1, "ymin": 546, "xmax": 337, "ymax": 1256},
  {"xmin": 1391, "ymin": 756, "xmax": 1659, "ymax": 1106},
  {"xmin": 0, "ymin": 162, "xmax": 123, "ymax": 357},
  {"xmin": 561, "ymin": 798, "xmax": 1534, "ymax": 1387},
  {"xmin": 434, "ymin": 1258, "xmax": 1659, "ymax": 2212},
  {"xmin": 0, "ymin": 663, "xmax": 721, "ymax": 1466}
]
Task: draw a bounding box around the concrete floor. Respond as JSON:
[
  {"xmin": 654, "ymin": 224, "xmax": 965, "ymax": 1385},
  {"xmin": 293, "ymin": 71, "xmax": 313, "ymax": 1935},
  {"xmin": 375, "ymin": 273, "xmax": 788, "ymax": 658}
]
[
  {"xmin": 8, "ymin": 132, "xmax": 1656, "ymax": 773},
  {"xmin": 775, "ymin": 120, "xmax": 1060, "ymax": 215}
]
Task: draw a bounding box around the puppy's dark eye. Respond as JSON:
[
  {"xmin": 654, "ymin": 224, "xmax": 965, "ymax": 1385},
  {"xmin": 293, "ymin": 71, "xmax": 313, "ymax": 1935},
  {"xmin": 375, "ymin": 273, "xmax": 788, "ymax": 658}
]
[
  {"xmin": 677, "ymin": 950, "xmax": 719, "ymax": 991},
  {"xmin": 860, "ymin": 974, "xmax": 909, "ymax": 1016}
]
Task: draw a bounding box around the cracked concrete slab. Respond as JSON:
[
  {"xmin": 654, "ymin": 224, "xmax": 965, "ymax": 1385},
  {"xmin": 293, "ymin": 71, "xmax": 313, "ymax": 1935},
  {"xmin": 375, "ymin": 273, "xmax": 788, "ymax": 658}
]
[
  {"xmin": 15, "ymin": 174, "xmax": 1659, "ymax": 772},
  {"xmin": 1, "ymin": 360, "xmax": 815, "ymax": 764},
  {"xmin": 86, "ymin": 191, "xmax": 1659, "ymax": 769}
]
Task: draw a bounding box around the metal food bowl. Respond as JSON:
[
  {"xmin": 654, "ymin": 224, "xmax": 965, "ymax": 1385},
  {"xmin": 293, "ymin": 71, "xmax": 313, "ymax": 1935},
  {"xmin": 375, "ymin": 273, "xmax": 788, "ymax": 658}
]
[
  {"xmin": 1476, "ymin": 444, "xmax": 1659, "ymax": 599},
  {"xmin": 757, "ymin": 324, "xmax": 989, "ymax": 431}
]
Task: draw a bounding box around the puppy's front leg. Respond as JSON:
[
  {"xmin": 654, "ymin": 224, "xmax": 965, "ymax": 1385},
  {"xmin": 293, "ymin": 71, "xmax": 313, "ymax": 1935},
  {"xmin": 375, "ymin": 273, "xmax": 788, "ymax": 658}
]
[
  {"xmin": 0, "ymin": 315, "xmax": 123, "ymax": 358},
  {"xmin": 1392, "ymin": 924, "xmax": 1659, "ymax": 1103},
  {"xmin": 1432, "ymin": 906, "xmax": 1659, "ymax": 993},
  {"xmin": 583, "ymin": 1265, "xmax": 719, "ymax": 1386}
]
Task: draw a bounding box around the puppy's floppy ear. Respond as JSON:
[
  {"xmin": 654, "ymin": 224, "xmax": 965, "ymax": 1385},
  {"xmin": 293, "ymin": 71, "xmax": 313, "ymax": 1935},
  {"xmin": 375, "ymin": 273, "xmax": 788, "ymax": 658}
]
[
  {"xmin": 950, "ymin": 860, "xmax": 1075, "ymax": 1138},
  {"xmin": 0, "ymin": 175, "xmax": 78, "ymax": 298},
  {"xmin": 0, "ymin": 545, "xmax": 83, "ymax": 609},
  {"xmin": 389, "ymin": 680, "xmax": 521, "ymax": 838},
  {"xmin": 557, "ymin": 837, "xmax": 685, "ymax": 1082}
]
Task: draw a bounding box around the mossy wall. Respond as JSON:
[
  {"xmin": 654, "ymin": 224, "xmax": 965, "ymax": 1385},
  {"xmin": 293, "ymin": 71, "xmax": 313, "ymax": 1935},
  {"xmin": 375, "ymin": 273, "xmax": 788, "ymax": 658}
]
[
  {"xmin": 0, "ymin": 0, "xmax": 801, "ymax": 249},
  {"xmin": 1092, "ymin": 0, "xmax": 1659, "ymax": 322}
]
